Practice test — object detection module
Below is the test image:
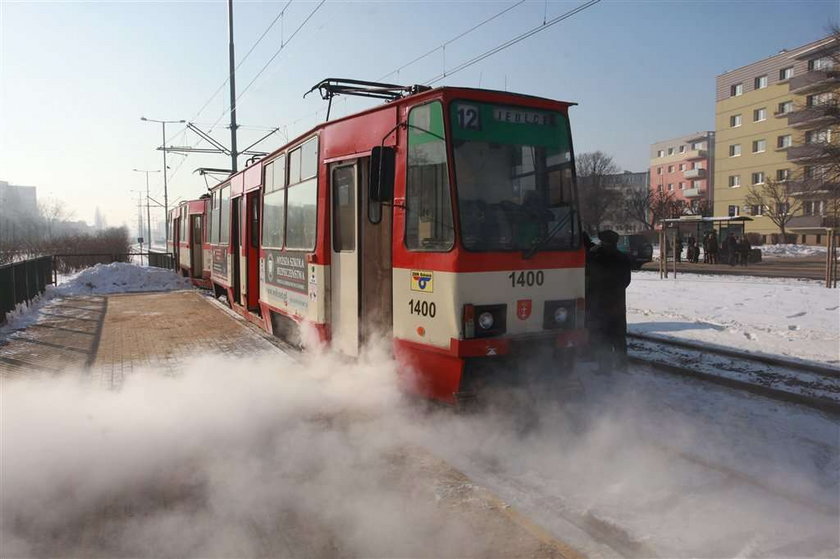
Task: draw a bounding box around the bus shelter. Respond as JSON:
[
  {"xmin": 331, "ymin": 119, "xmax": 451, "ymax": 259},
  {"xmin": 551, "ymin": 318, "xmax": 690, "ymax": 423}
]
[{"xmin": 657, "ymin": 216, "xmax": 754, "ymax": 278}]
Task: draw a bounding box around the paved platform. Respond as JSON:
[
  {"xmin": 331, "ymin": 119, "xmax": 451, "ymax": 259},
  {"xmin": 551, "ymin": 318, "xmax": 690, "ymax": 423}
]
[
  {"xmin": 641, "ymin": 255, "xmax": 831, "ymax": 280},
  {"xmin": 0, "ymin": 289, "xmax": 584, "ymax": 558}
]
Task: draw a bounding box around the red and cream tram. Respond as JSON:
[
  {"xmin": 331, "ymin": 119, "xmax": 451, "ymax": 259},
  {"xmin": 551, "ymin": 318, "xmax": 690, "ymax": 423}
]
[
  {"xmin": 207, "ymin": 83, "xmax": 586, "ymax": 403},
  {"xmin": 167, "ymin": 197, "xmax": 211, "ymax": 288}
]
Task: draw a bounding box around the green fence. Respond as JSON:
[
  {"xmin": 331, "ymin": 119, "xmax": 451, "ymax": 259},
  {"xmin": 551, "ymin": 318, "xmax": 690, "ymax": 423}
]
[{"xmin": 0, "ymin": 256, "xmax": 53, "ymax": 325}]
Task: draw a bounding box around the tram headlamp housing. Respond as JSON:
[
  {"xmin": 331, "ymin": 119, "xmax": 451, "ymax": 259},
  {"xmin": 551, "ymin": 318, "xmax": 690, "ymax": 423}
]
[
  {"xmin": 543, "ymin": 300, "xmax": 576, "ymax": 331},
  {"xmin": 463, "ymin": 304, "xmax": 507, "ymax": 339},
  {"xmin": 478, "ymin": 312, "xmax": 495, "ymax": 330}
]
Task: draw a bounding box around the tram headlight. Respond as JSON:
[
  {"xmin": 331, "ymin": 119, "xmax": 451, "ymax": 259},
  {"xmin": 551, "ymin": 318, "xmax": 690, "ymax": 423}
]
[
  {"xmin": 543, "ymin": 300, "xmax": 576, "ymax": 330},
  {"xmin": 478, "ymin": 312, "xmax": 495, "ymax": 330},
  {"xmin": 553, "ymin": 307, "xmax": 569, "ymax": 324}
]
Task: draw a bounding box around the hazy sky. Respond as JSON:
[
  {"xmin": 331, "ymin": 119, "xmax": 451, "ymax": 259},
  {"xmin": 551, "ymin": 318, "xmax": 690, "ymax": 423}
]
[{"xmin": 0, "ymin": 0, "xmax": 836, "ymax": 230}]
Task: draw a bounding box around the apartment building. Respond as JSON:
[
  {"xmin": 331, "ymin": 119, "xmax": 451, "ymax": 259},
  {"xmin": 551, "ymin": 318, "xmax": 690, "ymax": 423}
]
[
  {"xmin": 714, "ymin": 35, "xmax": 838, "ymax": 243},
  {"xmin": 650, "ymin": 132, "xmax": 715, "ymax": 213}
]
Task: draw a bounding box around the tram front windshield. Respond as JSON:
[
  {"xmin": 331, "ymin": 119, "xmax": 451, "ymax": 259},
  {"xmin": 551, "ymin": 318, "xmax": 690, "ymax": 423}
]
[{"xmin": 450, "ymin": 101, "xmax": 578, "ymax": 252}]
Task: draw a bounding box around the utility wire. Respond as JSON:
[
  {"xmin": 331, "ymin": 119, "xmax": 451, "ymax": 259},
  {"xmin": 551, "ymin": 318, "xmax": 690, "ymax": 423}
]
[
  {"xmin": 191, "ymin": 0, "xmax": 294, "ymax": 122},
  {"xmin": 424, "ymin": 0, "xmax": 601, "ymax": 85},
  {"xmin": 376, "ymin": 0, "xmax": 527, "ymax": 82}
]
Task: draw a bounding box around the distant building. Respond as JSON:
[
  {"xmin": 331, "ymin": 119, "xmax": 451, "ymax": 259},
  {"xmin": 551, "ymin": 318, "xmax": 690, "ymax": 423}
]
[
  {"xmin": 650, "ymin": 132, "xmax": 715, "ymax": 214},
  {"xmin": 0, "ymin": 181, "xmax": 37, "ymax": 216},
  {"xmin": 714, "ymin": 35, "xmax": 839, "ymax": 244},
  {"xmin": 600, "ymin": 170, "xmax": 651, "ymax": 233}
]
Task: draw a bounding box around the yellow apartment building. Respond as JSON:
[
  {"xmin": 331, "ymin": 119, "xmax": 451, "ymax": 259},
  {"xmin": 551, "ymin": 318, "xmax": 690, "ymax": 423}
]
[{"xmin": 715, "ymin": 35, "xmax": 838, "ymax": 244}]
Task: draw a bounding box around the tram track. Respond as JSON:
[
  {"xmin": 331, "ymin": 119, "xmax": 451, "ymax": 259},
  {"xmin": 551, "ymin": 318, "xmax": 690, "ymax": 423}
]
[{"xmin": 627, "ymin": 332, "xmax": 840, "ymax": 415}]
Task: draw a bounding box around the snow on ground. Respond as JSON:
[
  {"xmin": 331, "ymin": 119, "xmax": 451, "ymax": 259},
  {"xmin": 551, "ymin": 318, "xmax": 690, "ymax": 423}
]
[
  {"xmin": 652, "ymin": 243, "xmax": 826, "ymax": 260},
  {"xmin": 628, "ymin": 271, "xmax": 840, "ymax": 365},
  {"xmin": 1, "ymin": 263, "xmax": 190, "ymax": 337}
]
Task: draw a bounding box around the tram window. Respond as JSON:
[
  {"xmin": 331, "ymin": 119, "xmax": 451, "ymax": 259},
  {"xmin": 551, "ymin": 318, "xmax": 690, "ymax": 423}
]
[
  {"xmin": 219, "ymin": 185, "xmax": 230, "ymax": 244},
  {"xmin": 300, "ymin": 138, "xmax": 318, "ymax": 180},
  {"xmin": 332, "ymin": 165, "xmax": 356, "ymax": 251},
  {"xmin": 210, "ymin": 191, "xmax": 220, "ymax": 244},
  {"xmin": 285, "ymin": 178, "xmax": 317, "ymax": 250},
  {"xmin": 262, "ymin": 188, "xmax": 285, "ymax": 248},
  {"xmin": 265, "ymin": 154, "xmax": 286, "ymax": 192},
  {"xmin": 289, "ymin": 148, "xmax": 301, "ymax": 185},
  {"xmin": 180, "ymin": 207, "xmax": 188, "ymax": 241},
  {"xmin": 405, "ymin": 101, "xmax": 454, "ymax": 251}
]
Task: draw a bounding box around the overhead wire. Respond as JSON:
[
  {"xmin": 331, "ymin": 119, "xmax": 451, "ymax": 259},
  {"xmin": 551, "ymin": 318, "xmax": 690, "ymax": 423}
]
[{"xmin": 424, "ymin": 0, "xmax": 601, "ymax": 85}]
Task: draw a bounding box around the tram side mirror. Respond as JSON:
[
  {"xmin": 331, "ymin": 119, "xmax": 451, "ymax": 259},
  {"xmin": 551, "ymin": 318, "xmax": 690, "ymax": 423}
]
[{"xmin": 369, "ymin": 146, "xmax": 395, "ymax": 202}]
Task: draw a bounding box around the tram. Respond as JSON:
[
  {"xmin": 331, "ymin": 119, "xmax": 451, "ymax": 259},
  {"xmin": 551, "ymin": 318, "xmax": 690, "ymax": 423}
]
[
  {"xmin": 207, "ymin": 80, "xmax": 587, "ymax": 403},
  {"xmin": 167, "ymin": 197, "xmax": 211, "ymax": 288}
]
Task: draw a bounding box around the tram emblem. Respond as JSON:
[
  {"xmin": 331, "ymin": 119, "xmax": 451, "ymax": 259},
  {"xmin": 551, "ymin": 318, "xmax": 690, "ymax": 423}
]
[
  {"xmin": 516, "ymin": 299, "xmax": 532, "ymax": 320},
  {"xmin": 410, "ymin": 270, "xmax": 434, "ymax": 293}
]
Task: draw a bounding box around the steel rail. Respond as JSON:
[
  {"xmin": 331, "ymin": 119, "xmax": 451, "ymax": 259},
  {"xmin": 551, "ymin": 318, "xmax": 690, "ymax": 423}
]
[{"xmin": 627, "ymin": 336, "xmax": 840, "ymax": 415}]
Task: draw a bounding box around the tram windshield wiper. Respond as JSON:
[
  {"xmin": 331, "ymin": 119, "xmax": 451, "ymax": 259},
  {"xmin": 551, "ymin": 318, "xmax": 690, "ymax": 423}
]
[{"xmin": 523, "ymin": 208, "xmax": 575, "ymax": 259}]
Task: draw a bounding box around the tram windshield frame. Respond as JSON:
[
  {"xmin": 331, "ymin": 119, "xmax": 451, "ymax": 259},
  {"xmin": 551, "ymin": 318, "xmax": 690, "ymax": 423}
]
[{"xmin": 448, "ymin": 100, "xmax": 579, "ymax": 253}]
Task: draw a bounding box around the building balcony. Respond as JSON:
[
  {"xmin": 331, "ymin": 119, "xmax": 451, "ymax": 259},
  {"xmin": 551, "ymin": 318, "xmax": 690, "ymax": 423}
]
[
  {"xmin": 786, "ymin": 144, "xmax": 830, "ymax": 162},
  {"xmin": 682, "ymin": 188, "xmax": 705, "ymax": 198},
  {"xmin": 684, "ymin": 149, "xmax": 706, "ymax": 160},
  {"xmin": 786, "ymin": 104, "xmax": 839, "ymax": 129},
  {"xmin": 683, "ymin": 168, "xmax": 706, "ymax": 180},
  {"xmin": 787, "ymin": 215, "xmax": 839, "ymax": 229},
  {"xmin": 789, "ymin": 70, "xmax": 840, "ymax": 94}
]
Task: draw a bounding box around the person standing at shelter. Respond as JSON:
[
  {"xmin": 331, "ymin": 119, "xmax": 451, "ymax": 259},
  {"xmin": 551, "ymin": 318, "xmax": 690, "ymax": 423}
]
[
  {"xmin": 726, "ymin": 232, "xmax": 738, "ymax": 266},
  {"xmin": 708, "ymin": 230, "xmax": 719, "ymax": 264},
  {"xmin": 702, "ymin": 232, "xmax": 710, "ymax": 264},
  {"xmin": 588, "ymin": 230, "xmax": 632, "ymax": 373},
  {"xmin": 739, "ymin": 236, "xmax": 752, "ymax": 266}
]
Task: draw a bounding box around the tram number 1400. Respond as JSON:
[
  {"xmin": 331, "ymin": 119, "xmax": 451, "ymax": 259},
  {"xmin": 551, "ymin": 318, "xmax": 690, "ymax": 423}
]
[
  {"xmin": 408, "ymin": 299, "xmax": 437, "ymax": 317},
  {"xmin": 508, "ymin": 270, "xmax": 545, "ymax": 287}
]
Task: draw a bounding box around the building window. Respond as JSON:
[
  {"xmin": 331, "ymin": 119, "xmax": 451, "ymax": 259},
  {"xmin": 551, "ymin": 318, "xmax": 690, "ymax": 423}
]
[
  {"xmin": 679, "ymin": 145, "xmax": 686, "ymax": 153},
  {"xmin": 809, "ymin": 56, "xmax": 834, "ymax": 71},
  {"xmin": 728, "ymin": 205, "xmax": 740, "ymax": 217},
  {"xmin": 752, "ymin": 139, "xmax": 766, "ymax": 153},
  {"xmin": 667, "ymin": 147, "xmax": 674, "ymax": 155},
  {"xmin": 729, "ymin": 144, "xmax": 741, "ymax": 157},
  {"xmin": 776, "ymin": 168, "xmax": 790, "ymax": 181},
  {"xmin": 731, "ymin": 83, "xmax": 743, "ymax": 97},
  {"xmin": 668, "ymin": 165, "xmax": 674, "ymax": 172},
  {"xmin": 753, "ymin": 107, "xmax": 767, "ymax": 122},
  {"xmin": 657, "ymin": 149, "xmax": 664, "ymax": 158},
  {"xmin": 679, "ymin": 182, "xmax": 685, "ymax": 189},
  {"xmin": 730, "ymin": 114, "xmax": 742, "ymax": 127},
  {"xmin": 807, "ymin": 92, "xmax": 836, "ymax": 107},
  {"xmin": 777, "ymin": 134, "xmax": 792, "ymax": 149},
  {"xmin": 667, "ymin": 183, "xmax": 673, "ymax": 191},
  {"xmin": 692, "ymin": 141, "xmax": 704, "ymax": 150},
  {"xmin": 777, "ymin": 101, "xmax": 793, "ymax": 115},
  {"xmin": 806, "ymin": 128, "xmax": 831, "ymax": 144},
  {"xmin": 679, "ymin": 163, "xmax": 685, "ymax": 171},
  {"xmin": 750, "ymin": 205, "xmax": 765, "ymax": 216},
  {"xmin": 728, "ymin": 175, "xmax": 741, "ymax": 188},
  {"xmin": 754, "ymin": 75, "xmax": 768, "ymax": 89},
  {"xmin": 777, "ymin": 202, "xmax": 790, "ymax": 215},
  {"xmin": 780, "ymin": 67, "xmax": 793, "ymax": 80},
  {"xmin": 656, "ymin": 167, "xmax": 662, "ymax": 175},
  {"xmin": 751, "ymin": 171, "xmax": 765, "ymax": 185}
]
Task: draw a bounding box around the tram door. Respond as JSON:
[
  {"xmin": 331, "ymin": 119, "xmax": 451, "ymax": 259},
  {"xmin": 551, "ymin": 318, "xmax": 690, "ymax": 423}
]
[
  {"xmin": 331, "ymin": 162, "xmax": 359, "ymax": 356},
  {"xmin": 172, "ymin": 216, "xmax": 180, "ymax": 266},
  {"xmin": 231, "ymin": 197, "xmax": 241, "ymax": 305},
  {"xmin": 245, "ymin": 192, "xmax": 261, "ymax": 312},
  {"xmin": 190, "ymin": 215, "xmax": 203, "ymax": 277},
  {"xmin": 330, "ymin": 158, "xmax": 393, "ymax": 357}
]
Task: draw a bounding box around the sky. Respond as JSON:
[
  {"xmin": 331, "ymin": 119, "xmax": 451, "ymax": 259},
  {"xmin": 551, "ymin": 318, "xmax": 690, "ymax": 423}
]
[{"xmin": 0, "ymin": 0, "xmax": 837, "ymax": 231}]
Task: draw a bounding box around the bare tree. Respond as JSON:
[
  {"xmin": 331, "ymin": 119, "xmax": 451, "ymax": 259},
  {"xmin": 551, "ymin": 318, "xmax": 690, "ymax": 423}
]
[
  {"xmin": 576, "ymin": 151, "xmax": 620, "ymax": 233},
  {"xmin": 623, "ymin": 188, "xmax": 655, "ymax": 230},
  {"xmin": 745, "ymin": 179, "xmax": 803, "ymax": 240}
]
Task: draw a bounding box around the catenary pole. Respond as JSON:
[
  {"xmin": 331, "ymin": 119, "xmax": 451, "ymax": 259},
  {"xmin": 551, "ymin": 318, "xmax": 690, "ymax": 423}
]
[{"xmin": 228, "ymin": 0, "xmax": 238, "ymax": 173}]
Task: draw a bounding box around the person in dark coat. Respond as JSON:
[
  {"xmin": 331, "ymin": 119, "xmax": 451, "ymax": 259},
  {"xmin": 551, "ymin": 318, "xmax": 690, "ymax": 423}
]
[
  {"xmin": 726, "ymin": 233, "xmax": 738, "ymax": 266},
  {"xmin": 739, "ymin": 236, "xmax": 752, "ymax": 266},
  {"xmin": 588, "ymin": 230, "xmax": 632, "ymax": 372},
  {"xmin": 708, "ymin": 231, "xmax": 719, "ymax": 264}
]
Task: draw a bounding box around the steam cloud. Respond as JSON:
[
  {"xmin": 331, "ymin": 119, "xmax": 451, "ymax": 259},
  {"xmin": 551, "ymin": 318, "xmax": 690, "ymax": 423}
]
[{"xmin": 2, "ymin": 341, "xmax": 837, "ymax": 557}]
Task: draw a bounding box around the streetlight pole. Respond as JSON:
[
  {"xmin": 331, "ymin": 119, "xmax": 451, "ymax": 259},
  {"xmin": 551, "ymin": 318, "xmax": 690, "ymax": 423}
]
[
  {"xmin": 132, "ymin": 169, "xmax": 160, "ymax": 255},
  {"xmin": 140, "ymin": 116, "xmax": 185, "ymax": 246}
]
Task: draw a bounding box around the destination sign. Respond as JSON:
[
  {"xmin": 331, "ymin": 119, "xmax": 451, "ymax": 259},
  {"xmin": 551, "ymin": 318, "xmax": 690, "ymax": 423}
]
[{"xmin": 492, "ymin": 108, "xmax": 555, "ymax": 126}]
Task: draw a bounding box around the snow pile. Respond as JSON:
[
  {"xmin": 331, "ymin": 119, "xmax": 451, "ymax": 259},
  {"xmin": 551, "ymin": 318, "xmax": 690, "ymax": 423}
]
[
  {"xmin": 55, "ymin": 262, "xmax": 190, "ymax": 296},
  {"xmin": 628, "ymin": 271, "xmax": 840, "ymax": 364},
  {"xmin": 1, "ymin": 264, "xmax": 190, "ymax": 339},
  {"xmin": 757, "ymin": 243, "xmax": 827, "ymax": 258}
]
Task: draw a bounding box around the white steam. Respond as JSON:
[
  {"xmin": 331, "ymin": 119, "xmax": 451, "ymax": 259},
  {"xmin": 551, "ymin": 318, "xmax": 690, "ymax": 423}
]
[{"xmin": 2, "ymin": 343, "xmax": 837, "ymax": 558}]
